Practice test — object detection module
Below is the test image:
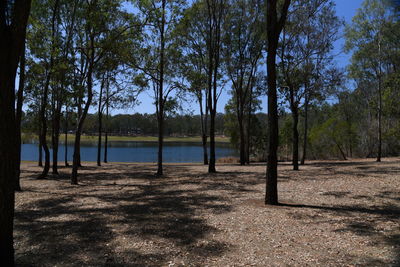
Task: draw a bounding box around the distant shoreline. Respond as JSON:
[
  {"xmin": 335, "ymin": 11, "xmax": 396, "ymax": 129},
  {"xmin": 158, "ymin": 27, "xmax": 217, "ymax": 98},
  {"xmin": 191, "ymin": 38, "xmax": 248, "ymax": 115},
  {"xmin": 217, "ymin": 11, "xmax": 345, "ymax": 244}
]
[{"xmin": 21, "ymin": 133, "xmax": 230, "ymax": 143}]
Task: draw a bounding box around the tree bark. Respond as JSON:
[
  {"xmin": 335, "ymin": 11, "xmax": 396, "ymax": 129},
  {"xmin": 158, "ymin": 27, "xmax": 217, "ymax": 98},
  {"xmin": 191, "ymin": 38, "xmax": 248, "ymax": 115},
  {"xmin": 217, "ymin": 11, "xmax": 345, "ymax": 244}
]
[
  {"xmin": 39, "ymin": 0, "xmax": 59, "ymax": 179},
  {"xmin": 51, "ymin": 101, "xmax": 62, "ymax": 175},
  {"xmin": 265, "ymin": 0, "xmax": 291, "ymax": 205},
  {"xmin": 71, "ymin": 31, "xmax": 95, "ymax": 184},
  {"xmin": 0, "ymin": 1, "xmax": 31, "ymax": 264},
  {"xmin": 239, "ymin": 117, "xmax": 246, "ymax": 165},
  {"xmin": 15, "ymin": 41, "xmax": 26, "ymax": 191},
  {"xmin": 64, "ymin": 107, "xmax": 69, "ymax": 166},
  {"xmin": 38, "ymin": 125, "xmax": 43, "ymax": 167},
  {"xmin": 156, "ymin": 0, "xmax": 166, "ymax": 176},
  {"xmin": 199, "ymin": 92, "xmax": 209, "ymax": 165},
  {"xmin": 104, "ymin": 89, "xmax": 109, "ymax": 163},
  {"xmin": 97, "ymin": 76, "xmax": 105, "ymax": 167},
  {"xmin": 291, "ymin": 107, "xmax": 299, "ymax": 170},
  {"xmin": 301, "ymin": 94, "xmax": 309, "ymax": 165}
]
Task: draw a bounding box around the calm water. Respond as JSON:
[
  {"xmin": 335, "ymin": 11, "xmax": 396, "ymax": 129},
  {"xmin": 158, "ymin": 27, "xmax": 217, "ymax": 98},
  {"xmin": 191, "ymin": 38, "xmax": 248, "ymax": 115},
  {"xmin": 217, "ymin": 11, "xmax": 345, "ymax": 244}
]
[{"xmin": 21, "ymin": 141, "xmax": 238, "ymax": 163}]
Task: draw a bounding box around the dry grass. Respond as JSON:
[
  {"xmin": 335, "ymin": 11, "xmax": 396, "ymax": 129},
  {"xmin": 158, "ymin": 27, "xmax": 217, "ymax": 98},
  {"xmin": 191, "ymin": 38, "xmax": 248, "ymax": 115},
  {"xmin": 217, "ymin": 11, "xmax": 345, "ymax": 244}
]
[{"xmin": 15, "ymin": 158, "xmax": 400, "ymax": 266}]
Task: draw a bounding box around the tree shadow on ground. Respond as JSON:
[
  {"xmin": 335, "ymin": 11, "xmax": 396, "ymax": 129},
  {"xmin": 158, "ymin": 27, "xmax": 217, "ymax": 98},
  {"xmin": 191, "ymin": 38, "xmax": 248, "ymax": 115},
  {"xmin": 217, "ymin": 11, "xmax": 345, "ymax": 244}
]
[
  {"xmin": 15, "ymin": 163, "xmax": 264, "ymax": 266},
  {"xmin": 281, "ymin": 197, "xmax": 400, "ymax": 266}
]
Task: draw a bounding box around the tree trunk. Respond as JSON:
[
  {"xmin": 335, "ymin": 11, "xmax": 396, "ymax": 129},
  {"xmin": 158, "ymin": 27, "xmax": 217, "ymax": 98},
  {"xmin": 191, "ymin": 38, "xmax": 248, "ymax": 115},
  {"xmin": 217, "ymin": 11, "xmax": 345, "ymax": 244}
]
[
  {"xmin": 104, "ymin": 96, "xmax": 109, "ymax": 163},
  {"xmin": 291, "ymin": 105, "xmax": 299, "ymax": 171},
  {"xmin": 301, "ymin": 94, "xmax": 309, "ymax": 165},
  {"xmin": 64, "ymin": 107, "xmax": 69, "ymax": 166},
  {"xmin": 377, "ymin": 74, "xmax": 382, "ymax": 162},
  {"xmin": 265, "ymin": 0, "xmax": 291, "ymax": 205},
  {"xmin": 71, "ymin": 32, "xmax": 95, "ymax": 184},
  {"xmin": 15, "ymin": 41, "xmax": 26, "ymax": 191},
  {"xmin": 38, "ymin": 77, "xmax": 51, "ymax": 179},
  {"xmin": 239, "ymin": 118, "xmax": 246, "ymax": 165},
  {"xmin": 265, "ymin": 44, "xmax": 279, "ymax": 205},
  {"xmin": 38, "ymin": 125, "xmax": 43, "ymax": 167},
  {"xmin": 97, "ymin": 77, "xmax": 104, "ymax": 167},
  {"xmin": 0, "ymin": 1, "xmax": 31, "ymax": 264},
  {"xmin": 246, "ymin": 91, "xmax": 252, "ymax": 165},
  {"xmin": 199, "ymin": 93, "xmax": 208, "ymax": 165},
  {"xmin": 51, "ymin": 102, "xmax": 61, "ymax": 175},
  {"xmin": 39, "ymin": 0, "xmax": 59, "ymax": 179},
  {"xmin": 156, "ymin": 0, "xmax": 166, "ymax": 176}
]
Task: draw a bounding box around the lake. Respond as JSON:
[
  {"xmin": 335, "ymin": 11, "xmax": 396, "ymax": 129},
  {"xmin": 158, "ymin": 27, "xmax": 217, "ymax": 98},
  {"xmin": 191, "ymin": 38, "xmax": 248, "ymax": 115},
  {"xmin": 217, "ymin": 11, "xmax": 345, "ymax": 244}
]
[{"xmin": 21, "ymin": 141, "xmax": 238, "ymax": 163}]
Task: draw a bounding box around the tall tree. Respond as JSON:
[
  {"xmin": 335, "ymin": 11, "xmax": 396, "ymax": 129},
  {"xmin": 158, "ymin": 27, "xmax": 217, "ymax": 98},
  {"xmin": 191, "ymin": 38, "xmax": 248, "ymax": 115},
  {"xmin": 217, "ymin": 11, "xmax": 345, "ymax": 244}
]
[
  {"xmin": 206, "ymin": 0, "xmax": 227, "ymax": 173},
  {"xmin": 0, "ymin": 1, "xmax": 31, "ymax": 264},
  {"xmin": 278, "ymin": 0, "xmax": 341, "ymax": 169},
  {"xmin": 71, "ymin": 0, "xmax": 133, "ymax": 183},
  {"xmin": 175, "ymin": 1, "xmax": 210, "ymax": 165},
  {"xmin": 132, "ymin": 0, "xmax": 185, "ymax": 176},
  {"xmin": 345, "ymin": 0, "xmax": 396, "ymax": 162},
  {"xmin": 223, "ymin": 0, "xmax": 264, "ymax": 165},
  {"xmin": 15, "ymin": 41, "xmax": 26, "ymax": 191},
  {"xmin": 265, "ymin": 0, "xmax": 291, "ymax": 205}
]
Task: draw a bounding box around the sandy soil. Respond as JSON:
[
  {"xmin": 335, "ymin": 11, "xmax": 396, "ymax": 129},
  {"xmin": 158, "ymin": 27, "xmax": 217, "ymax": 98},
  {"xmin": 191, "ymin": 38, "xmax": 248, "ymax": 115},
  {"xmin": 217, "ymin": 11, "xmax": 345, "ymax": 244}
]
[{"xmin": 15, "ymin": 158, "xmax": 400, "ymax": 266}]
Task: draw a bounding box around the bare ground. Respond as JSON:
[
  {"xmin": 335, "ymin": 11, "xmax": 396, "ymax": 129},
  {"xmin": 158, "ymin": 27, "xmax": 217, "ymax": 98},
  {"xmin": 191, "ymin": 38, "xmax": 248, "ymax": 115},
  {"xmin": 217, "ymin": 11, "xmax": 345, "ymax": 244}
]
[{"xmin": 15, "ymin": 158, "xmax": 400, "ymax": 266}]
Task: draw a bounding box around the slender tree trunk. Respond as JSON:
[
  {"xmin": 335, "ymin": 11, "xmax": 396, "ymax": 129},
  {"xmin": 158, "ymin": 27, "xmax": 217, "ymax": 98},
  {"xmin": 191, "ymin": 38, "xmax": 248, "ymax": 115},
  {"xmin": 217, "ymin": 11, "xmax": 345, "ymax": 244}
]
[
  {"xmin": 39, "ymin": 0, "xmax": 59, "ymax": 179},
  {"xmin": 291, "ymin": 104, "xmax": 299, "ymax": 171},
  {"xmin": 38, "ymin": 77, "xmax": 51, "ymax": 179},
  {"xmin": 71, "ymin": 33, "xmax": 95, "ymax": 184},
  {"xmin": 97, "ymin": 77, "xmax": 104, "ymax": 167},
  {"xmin": 15, "ymin": 42, "xmax": 26, "ymax": 191},
  {"xmin": 51, "ymin": 102, "xmax": 61, "ymax": 175},
  {"xmin": 156, "ymin": 0, "xmax": 166, "ymax": 176},
  {"xmin": 199, "ymin": 93, "xmax": 209, "ymax": 165},
  {"xmin": 0, "ymin": 1, "xmax": 31, "ymax": 264},
  {"xmin": 209, "ymin": 109, "xmax": 216, "ymax": 172},
  {"xmin": 246, "ymin": 90, "xmax": 252, "ymax": 165},
  {"xmin": 377, "ymin": 37, "xmax": 382, "ymax": 162},
  {"xmin": 377, "ymin": 75, "xmax": 382, "ymax": 162},
  {"xmin": 38, "ymin": 125, "xmax": 43, "ymax": 167},
  {"xmin": 239, "ymin": 117, "xmax": 246, "ymax": 165},
  {"xmin": 64, "ymin": 107, "xmax": 69, "ymax": 166},
  {"xmin": 301, "ymin": 94, "xmax": 309, "ymax": 165},
  {"xmin": 104, "ymin": 94, "xmax": 109, "ymax": 163}
]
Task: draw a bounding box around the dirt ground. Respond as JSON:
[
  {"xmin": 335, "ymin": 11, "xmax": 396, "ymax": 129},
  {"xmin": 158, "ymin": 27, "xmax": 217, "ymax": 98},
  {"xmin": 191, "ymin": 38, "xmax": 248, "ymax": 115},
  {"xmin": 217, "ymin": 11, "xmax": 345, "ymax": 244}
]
[{"xmin": 15, "ymin": 158, "xmax": 400, "ymax": 266}]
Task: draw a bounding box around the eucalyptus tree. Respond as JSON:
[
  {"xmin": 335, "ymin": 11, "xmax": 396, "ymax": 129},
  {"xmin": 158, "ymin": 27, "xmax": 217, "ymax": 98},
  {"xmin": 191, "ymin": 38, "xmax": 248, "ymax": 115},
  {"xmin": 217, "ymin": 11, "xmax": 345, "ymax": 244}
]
[
  {"xmin": 278, "ymin": 0, "xmax": 341, "ymax": 169},
  {"xmin": 265, "ymin": 0, "xmax": 291, "ymax": 205},
  {"xmin": 222, "ymin": 0, "xmax": 264, "ymax": 165},
  {"xmin": 27, "ymin": 0, "xmax": 61, "ymax": 179},
  {"xmin": 0, "ymin": 1, "xmax": 31, "ymax": 264},
  {"xmin": 345, "ymin": 0, "xmax": 396, "ymax": 162},
  {"xmin": 205, "ymin": 0, "xmax": 228, "ymax": 173},
  {"xmin": 131, "ymin": 0, "xmax": 185, "ymax": 176},
  {"xmin": 71, "ymin": 0, "xmax": 134, "ymax": 183},
  {"xmin": 15, "ymin": 42, "xmax": 26, "ymax": 191},
  {"xmin": 50, "ymin": 0, "xmax": 78, "ymax": 174},
  {"xmin": 174, "ymin": 0, "xmax": 210, "ymax": 165}
]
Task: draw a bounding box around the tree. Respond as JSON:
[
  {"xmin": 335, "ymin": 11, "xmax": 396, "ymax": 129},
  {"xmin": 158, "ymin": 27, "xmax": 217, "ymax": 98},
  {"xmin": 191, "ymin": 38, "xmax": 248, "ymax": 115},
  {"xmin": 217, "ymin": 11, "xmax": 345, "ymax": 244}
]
[
  {"xmin": 265, "ymin": 0, "xmax": 291, "ymax": 205},
  {"xmin": 15, "ymin": 41, "xmax": 26, "ymax": 191},
  {"xmin": 206, "ymin": 0, "xmax": 227, "ymax": 173},
  {"xmin": 0, "ymin": 1, "xmax": 31, "ymax": 264},
  {"xmin": 223, "ymin": 0, "xmax": 264, "ymax": 165},
  {"xmin": 278, "ymin": 0, "xmax": 341, "ymax": 170},
  {"xmin": 71, "ymin": 0, "xmax": 133, "ymax": 183},
  {"xmin": 132, "ymin": 0, "xmax": 185, "ymax": 176},
  {"xmin": 345, "ymin": 0, "xmax": 396, "ymax": 162},
  {"xmin": 175, "ymin": 0, "xmax": 210, "ymax": 165}
]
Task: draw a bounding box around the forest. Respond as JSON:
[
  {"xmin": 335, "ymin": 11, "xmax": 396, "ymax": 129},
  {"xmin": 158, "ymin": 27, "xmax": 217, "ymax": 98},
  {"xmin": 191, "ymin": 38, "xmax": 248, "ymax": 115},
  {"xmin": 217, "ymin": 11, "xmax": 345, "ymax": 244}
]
[{"xmin": 1, "ymin": 0, "xmax": 399, "ymax": 266}]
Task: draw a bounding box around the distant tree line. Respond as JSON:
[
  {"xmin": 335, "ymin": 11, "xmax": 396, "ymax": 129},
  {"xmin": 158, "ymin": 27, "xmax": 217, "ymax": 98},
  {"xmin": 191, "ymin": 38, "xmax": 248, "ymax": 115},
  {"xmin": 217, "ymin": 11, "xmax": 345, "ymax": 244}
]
[{"xmin": 21, "ymin": 112, "xmax": 226, "ymax": 137}]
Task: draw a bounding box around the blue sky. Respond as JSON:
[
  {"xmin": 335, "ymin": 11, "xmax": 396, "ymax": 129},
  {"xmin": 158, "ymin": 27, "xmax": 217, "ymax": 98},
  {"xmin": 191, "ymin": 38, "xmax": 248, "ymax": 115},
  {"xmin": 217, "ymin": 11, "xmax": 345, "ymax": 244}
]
[{"xmin": 118, "ymin": 0, "xmax": 365, "ymax": 115}]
